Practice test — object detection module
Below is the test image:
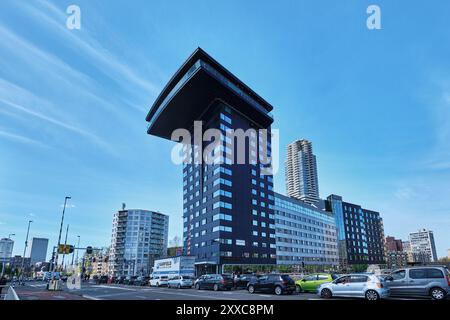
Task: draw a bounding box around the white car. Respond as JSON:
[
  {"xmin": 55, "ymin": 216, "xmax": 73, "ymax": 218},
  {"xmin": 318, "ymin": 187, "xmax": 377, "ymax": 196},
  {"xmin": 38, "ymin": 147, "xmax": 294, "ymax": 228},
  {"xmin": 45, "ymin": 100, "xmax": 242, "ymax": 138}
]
[
  {"xmin": 167, "ymin": 275, "xmax": 194, "ymax": 289},
  {"xmin": 149, "ymin": 275, "xmax": 169, "ymax": 287}
]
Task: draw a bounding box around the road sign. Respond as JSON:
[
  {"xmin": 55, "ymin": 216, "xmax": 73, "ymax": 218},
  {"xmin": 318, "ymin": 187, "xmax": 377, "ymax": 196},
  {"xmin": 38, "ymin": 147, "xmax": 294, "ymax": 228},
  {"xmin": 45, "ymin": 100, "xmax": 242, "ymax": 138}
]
[{"xmin": 57, "ymin": 244, "xmax": 74, "ymax": 254}]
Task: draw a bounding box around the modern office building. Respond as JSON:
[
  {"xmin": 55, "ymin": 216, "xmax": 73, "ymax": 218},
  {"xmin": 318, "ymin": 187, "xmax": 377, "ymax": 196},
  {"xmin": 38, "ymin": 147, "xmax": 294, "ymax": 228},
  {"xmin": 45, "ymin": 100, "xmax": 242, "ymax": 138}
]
[
  {"xmin": 145, "ymin": 48, "xmax": 276, "ymax": 274},
  {"xmin": 109, "ymin": 208, "xmax": 169, "ymax": 276},
  {"xmin": 285, "ymin": 139, "xmax": 320, "ymax": 204},
  {"xmin": 0, "ymin": 238, "xmax": 14, "ymax": 263},
  {"xmin": 325, "ymin": 195, "xmax": 385, "ymax": 268},
  {"xmin": 409, "ymin": 229, "xmax": 438, "ymax": 263},
  {"xmin": 274, "ymin": 193, "xmax": 338, "ymax": 268},
  {"xmin": 29, "ymin": 237, "xmax": 49, "ymax": 265}
]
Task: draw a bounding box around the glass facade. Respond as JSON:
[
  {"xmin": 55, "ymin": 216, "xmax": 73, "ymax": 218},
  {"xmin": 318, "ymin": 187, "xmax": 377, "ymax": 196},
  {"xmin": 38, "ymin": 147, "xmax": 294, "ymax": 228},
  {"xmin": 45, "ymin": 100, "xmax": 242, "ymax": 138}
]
[
  {"xmin": 183, "ymin": 103, "xmax": 276, "ymax": 270},
  {"xmin": 326, "ymin": 195, "xmax": 385, "ymax": 266},
  {"xmin": 274, "ymin": 193, "xmax": 338, "ymax": 267}
]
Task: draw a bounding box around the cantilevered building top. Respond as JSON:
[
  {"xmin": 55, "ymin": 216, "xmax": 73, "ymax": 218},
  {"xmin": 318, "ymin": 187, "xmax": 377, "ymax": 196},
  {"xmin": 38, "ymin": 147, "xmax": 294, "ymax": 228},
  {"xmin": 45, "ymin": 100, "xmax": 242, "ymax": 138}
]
[{"xmin": 145, "ymin": 47, "xmax": 274, "ymax": 140}]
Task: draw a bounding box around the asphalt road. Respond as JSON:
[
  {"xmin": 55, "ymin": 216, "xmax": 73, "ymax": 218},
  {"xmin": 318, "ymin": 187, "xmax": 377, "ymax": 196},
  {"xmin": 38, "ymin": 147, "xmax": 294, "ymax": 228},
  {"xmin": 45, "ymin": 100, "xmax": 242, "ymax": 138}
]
[
  {"xmin": 15, "ymin": 281, "xmax": 442, "ymax": 301},
  {"xmin": 17, "ymin": 281, "xmax": 317, "ymax": 300}
]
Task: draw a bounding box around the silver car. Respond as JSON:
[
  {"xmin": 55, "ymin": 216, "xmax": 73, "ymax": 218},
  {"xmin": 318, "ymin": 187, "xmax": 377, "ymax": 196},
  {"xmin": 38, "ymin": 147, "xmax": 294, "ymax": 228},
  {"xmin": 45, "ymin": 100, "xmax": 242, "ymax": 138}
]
[
  {"xmin": 167, "ymin": 275, "xmax": 194, "ymax": 289},
  {"xmin": 317, "ymin": 274, "xmax": 390, "ymax": 300},
  {"xmin": 384, "ymin": 266, "xmax": 450, "ymax": 300}
]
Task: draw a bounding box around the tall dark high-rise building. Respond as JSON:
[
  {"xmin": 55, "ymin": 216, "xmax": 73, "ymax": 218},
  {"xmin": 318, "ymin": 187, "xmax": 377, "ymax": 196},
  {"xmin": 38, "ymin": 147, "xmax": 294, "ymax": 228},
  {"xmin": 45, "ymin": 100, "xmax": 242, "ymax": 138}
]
[
  {"xmin": 146, "ymin": 48, "xmax": 276, "ymax": 273},
  {"xmin": 325, "ymin": 195, "xmax": 385, "ymax": 268}
]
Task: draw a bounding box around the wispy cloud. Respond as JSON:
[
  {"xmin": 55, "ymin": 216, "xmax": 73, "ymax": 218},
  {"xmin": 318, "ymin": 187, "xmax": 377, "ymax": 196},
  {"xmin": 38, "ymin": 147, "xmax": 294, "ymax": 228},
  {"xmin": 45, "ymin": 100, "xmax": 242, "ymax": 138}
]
[
  {"xmin": 0, "ymin": 79, "xmax": 114, "ymax": 153},
  {"xmin": 0, "ymin": 128, "xmax": 49, "ymax": 148},
  {"xmin": 421, "ymin": 78, "xmax": 450, "ymax": 170},
  {"xmin": 17, "ymin": 0, "xmax": 160, "ymax": 97}
]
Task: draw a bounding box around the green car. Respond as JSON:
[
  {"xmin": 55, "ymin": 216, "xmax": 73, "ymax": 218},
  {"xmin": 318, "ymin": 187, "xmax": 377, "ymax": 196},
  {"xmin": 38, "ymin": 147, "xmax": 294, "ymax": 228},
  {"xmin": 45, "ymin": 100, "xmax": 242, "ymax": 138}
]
[{"xmin": 295, "ymin": 274, "xmax": 335, "ymax": 293}]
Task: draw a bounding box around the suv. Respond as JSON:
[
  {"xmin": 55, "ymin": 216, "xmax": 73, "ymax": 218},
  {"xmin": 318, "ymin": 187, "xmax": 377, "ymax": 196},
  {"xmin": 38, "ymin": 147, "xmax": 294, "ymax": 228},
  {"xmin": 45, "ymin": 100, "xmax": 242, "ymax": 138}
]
[
  {"xmin": 194, "ymin": 274, "xmax": 234, "ymax": 291},
  {"xmin": 385, "ymin": 266, "xmax": 450, "ymax": 300},
  {"xmin": 247, "ymin": 274, "xmax": 296, "ymax": 295}
]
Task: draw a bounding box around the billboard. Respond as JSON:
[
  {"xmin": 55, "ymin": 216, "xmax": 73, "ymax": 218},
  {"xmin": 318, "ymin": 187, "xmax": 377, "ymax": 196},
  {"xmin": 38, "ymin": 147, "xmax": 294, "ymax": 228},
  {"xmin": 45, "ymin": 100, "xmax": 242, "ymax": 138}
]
[{"xmin": 153, "ymin": 256, "xmax": 195, "ymax": 276}]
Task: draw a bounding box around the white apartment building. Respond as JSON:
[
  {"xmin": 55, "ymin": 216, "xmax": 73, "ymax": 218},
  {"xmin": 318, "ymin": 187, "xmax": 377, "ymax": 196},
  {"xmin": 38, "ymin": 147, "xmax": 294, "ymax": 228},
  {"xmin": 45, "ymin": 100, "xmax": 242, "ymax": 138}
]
[
  {"xmin": 109, "ymin": 208, "xmax": 169, "ymax": 276},
  {"xmin": 0, "ymin": 238, "xmax": 14, "ymax": 263},
  {"xmin": 409, "ymin": 229, "xmax": 438, "ymax": 263}
]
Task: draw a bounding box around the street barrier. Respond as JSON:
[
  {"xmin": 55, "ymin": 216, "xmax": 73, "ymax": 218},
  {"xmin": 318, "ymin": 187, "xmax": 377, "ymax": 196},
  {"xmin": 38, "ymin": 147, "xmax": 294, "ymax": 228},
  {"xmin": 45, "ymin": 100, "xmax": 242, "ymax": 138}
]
[{"xmin": 2, "ymin": 286, "xmax": 20, "ymax": 300}]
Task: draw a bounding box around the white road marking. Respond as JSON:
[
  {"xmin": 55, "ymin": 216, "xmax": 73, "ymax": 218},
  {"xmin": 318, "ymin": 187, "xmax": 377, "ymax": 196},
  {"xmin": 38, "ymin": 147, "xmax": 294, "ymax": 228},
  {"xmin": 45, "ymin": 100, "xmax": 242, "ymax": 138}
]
[
  {"xmin": 92, "ymin": 285, "xmax": 136, "ymax": 291},
  {"xmin": 83, "ymin": 295, "xmax": 103, "ymax": 300},
  {"xmin": 258, "ymin": 294, "xmax": 271, "ymax": 297},
  {"xmin": 152, "ymin": 290, "xmax": 237, "ymax": 300}
]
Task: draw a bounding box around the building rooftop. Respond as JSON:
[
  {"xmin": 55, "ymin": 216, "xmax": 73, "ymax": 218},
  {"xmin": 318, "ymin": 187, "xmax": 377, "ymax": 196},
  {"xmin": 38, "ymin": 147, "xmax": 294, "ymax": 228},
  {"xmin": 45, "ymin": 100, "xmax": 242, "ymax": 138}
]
[{"xmin": 145, "ymin": 47, "xmax": 274, "ymax": 140}]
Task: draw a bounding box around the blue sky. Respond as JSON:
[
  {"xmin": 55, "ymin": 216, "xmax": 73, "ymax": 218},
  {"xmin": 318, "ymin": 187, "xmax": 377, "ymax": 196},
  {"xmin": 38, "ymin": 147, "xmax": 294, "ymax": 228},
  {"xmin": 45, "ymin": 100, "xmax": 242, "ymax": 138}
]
[{"xmin": 0, "ymin": 0, "xmax": 449, "ymax": 259}]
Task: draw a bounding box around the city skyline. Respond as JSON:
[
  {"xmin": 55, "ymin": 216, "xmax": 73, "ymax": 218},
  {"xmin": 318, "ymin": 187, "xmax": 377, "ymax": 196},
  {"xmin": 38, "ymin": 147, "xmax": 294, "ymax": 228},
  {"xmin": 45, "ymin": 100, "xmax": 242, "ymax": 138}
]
[{"xmin": 1, "ymin": 0, "xmax": 449, "ymax": 259}]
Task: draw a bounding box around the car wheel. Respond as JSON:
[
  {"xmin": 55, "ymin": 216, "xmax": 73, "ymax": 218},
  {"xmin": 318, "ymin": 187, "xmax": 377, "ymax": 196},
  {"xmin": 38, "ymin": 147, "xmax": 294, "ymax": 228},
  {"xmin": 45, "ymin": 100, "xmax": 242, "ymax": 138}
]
[
  {"xmin": 430, "ymin": 287, "xmax": 446, "ymax": 300},
  {"xmin": 274, "ymin": 286, "xmax": 283, "ymax": 296},
  {"xmin": 296, "ymin": 285, "xmax": 303, "ymax": 293},
  {"xmin": 195, "ymin": 283, "xmax": 200, "ymax": 290},
  {"xmin": 248, "ymin": 285, "xmax": 255, "ymax": 294},
  {"xmin": 213, "ymin": 284, "xmax": 219, "ymax": 291},
  {"xmin": 365, "ymin": 290, "xmax": 380, "ymax": 301},
  {"xmin": 321, "ymin": 288, "xmax": 332, "ymax": 299}
]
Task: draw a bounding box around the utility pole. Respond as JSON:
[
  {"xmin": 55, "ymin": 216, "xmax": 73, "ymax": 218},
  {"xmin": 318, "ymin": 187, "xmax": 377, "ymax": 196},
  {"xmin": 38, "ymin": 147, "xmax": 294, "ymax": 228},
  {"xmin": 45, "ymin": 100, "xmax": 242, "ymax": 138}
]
[
  {"xmin": 71, "ymin": 235, "xmax": 80, "ymax": 267},
  {"xmin": 20, "ymin": 220, "xmax": 33, "ymax": 284},
  {"xmin": 51, "ymin": 196, "xmax": 71, "ymax": 272},
  {"xmin": 61, "ymin": 224, "xmax": 69, "ymax": 271}
]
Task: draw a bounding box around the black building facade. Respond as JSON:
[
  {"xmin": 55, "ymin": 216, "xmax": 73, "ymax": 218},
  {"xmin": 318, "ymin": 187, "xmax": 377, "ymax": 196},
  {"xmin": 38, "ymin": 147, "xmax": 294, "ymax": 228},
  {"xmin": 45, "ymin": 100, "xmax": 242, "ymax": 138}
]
[
  {"xmin": 146, "ymin": 48, "xmax": 276, "ymax": 274},
  {"xmin": 325, "ymin": 195, "xmax": 385, "ymax": 268}
]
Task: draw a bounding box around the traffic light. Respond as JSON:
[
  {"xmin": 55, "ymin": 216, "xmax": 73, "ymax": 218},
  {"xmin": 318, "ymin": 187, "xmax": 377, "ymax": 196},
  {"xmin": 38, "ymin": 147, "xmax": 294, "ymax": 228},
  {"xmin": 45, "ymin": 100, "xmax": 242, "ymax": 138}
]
[{"xmin": 86, "ymin": 246, "xmax": 93, "ymax": 254}]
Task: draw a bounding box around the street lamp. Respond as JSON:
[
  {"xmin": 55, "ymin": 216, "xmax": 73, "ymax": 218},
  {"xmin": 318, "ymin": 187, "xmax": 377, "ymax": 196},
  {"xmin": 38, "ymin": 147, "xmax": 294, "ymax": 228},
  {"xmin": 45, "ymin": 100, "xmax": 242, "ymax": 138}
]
[
  {"xmin": 51, "ymin": 196, "xmax": 71, "ymax": 272},
  {"xmin": 71, "ymin": 235, "xmax": 80, "ymax": 267},
  {"xmin": 20, "ymin": 220, "xmax": 33, "ymax": 284}
]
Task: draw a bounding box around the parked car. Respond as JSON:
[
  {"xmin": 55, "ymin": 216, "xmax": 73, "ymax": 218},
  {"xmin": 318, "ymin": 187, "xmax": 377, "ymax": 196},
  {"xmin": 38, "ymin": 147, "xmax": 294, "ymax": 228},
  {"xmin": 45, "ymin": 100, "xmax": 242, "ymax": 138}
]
[
  {"xmin": 384, "ymin": 266, "xmax": 450, "ymax": 300},
  {"xmin": 317, "ymin": 274, "xmax": 390, "ymax": 301},
  {"xmin": 115, "ymin": 275, "xmax": 126, "ymax": 284},
  {"xmin": 167, "ymin": 275, "xmax": 194, "ymax": 288},
  {"xmin": 295, "ymin": 273, "xmax": 336, "ymax": 293},
  {"xmin": 99, "ymin": 275, "xmax": 109, "ymax": 284},
  {"xmin": 149, "ymin": 275, "xmax": 169, "ymax": 287},
  {"xmin": 123, "ymin": 275, "xmax": 137, "ymax": 285},
  {"xmin": 234, "ymin": 274, "xmax": 256, "ymax": 290},
  {"xmin": 134, "ymin": 276, "xmax": 150, "ymax": 286},
  {"xmin": 247, "ymin": 274, "xmax": 296, "ymax": 295},
  {"xmin": 195, "ymin": 274, "xmax": 234, "ymax": 291}
]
